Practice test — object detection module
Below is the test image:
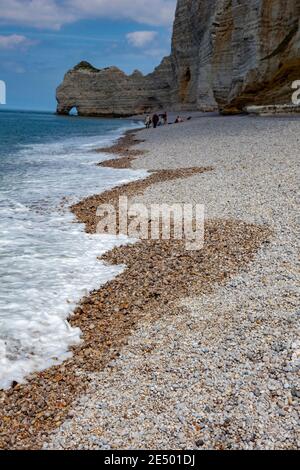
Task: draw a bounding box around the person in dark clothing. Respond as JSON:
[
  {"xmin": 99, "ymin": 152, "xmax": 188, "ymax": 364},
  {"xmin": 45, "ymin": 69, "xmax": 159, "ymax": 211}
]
[{"xmin": 152, "ymin": 113, "xmax": 159, "ymax": 128}]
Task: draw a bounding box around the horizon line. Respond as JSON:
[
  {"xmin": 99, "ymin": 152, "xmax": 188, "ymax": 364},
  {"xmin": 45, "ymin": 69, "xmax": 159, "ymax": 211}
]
[{"xmin": 0, "ymin": 106, "xmax": 55, "ymax": 113}]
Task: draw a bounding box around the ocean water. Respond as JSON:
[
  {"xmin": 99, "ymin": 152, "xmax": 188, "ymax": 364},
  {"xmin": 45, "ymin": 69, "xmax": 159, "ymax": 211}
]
[{"xmin": 0, "ymin": 109, "xmax": 146, "ymax": 389}]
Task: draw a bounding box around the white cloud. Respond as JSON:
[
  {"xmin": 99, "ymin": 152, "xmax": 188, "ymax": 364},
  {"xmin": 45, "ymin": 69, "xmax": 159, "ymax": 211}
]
[
  {"xmin": 126, "ymin": 31, "xmax": 157, "ymax": 48},
  {"xmin": 0, "ymin": 34, "xmax": 36, "ymax": 49},
  {"xmin": 0, "ymin": 1, "xmax": 76, "ymax": 31},
  {"xmin": 0, "ymin": 0, "xmax": 177, "ymax": 30}
]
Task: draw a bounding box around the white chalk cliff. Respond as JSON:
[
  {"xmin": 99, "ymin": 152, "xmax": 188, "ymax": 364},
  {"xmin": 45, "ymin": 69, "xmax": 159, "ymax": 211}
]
[{"xmin": 56, "ymin": 0, "xmax": 300, "ymax": 116}]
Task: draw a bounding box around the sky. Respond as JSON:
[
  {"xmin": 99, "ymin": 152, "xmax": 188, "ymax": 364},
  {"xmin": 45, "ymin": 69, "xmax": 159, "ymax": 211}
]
[{"xmin": 0, "ymin": 0, "xmax": 177, "ymax": 111}]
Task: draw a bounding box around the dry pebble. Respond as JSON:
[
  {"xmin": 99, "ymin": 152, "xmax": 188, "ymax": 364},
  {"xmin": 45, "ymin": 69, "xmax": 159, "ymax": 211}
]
[{"xmin": 45, "ymin": 116, "xmax": 299, "ymax": 450}]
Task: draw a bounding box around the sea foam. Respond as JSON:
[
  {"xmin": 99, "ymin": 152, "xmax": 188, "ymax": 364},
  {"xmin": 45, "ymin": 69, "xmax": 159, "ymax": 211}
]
[{"xmin": 0, "ymin": 119, "xmax": 146, "ymax": 389}]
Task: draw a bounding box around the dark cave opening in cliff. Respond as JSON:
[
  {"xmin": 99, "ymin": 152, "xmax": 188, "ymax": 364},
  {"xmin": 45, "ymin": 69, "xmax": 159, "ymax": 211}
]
[{"xmin": 180, "ymin": 67, "xmax": 191, "ymax": 103}]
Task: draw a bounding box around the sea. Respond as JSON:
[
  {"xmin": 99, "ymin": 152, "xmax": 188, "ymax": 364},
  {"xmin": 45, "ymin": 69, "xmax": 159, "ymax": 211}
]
[{"xmin": 0, "ymin": 109, "xmax": 146, "ymax": 389}]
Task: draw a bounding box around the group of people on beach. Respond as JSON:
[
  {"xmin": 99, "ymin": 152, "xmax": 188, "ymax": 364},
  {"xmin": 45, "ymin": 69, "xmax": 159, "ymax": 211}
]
[
  {"xmin": 145, "ymin": 112, "xmax": 168, "ymax": 129},
  {"xmin": 144, "ymin": 112, "xmax": 190, "ymax": 129}
]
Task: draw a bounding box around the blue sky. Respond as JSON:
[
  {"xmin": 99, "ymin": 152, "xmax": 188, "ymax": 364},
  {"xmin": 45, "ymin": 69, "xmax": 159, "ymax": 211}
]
[{"xmin": 0, "ymin": 0, "xmax": 176, "ymax": 111}]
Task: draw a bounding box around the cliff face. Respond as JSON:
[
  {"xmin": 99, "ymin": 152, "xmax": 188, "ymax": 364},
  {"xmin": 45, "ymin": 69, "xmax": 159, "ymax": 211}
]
[
  {"xmin": 171, "ymin": 0, "xmax": 300, "ymax": 113},
  {"xmin": 209, "ymin": 0, "xmax": 300, "ymax": 113},
  {"xmin": 56, "ymin": 0, "xmax": 300, "ymax": 116},
  {"xmin": 170, "ymin": 0, "xmax": 220, "ymax": 111}
]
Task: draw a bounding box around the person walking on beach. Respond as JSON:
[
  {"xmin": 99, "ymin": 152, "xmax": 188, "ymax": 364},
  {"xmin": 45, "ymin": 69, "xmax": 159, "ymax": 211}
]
[
  {"xmin": 162, "ymin": 111, "xmax": 168, "ymax": 125},
  {"xmin": 152, "ymin": 113, "xmax": 159, "ymax": 129},
  {"xmin": 144, "ymin": 115, "xmax": 151, "ymax": 129}
]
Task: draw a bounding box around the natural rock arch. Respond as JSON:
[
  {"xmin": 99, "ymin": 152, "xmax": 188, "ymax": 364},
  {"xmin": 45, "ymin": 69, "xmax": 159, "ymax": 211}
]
[
  {"xmin": 57, "ymin": 104, "xmax": 78, "ymax": 116},
  {"xmin": 69, "ymin": 106, "xmax": 78, "ymax": 116}
]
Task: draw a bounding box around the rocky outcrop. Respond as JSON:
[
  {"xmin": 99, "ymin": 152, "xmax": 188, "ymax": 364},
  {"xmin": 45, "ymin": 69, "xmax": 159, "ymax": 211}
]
[
  {"xmin": 56, "ymin": 0, "xmax": 300, "ymax": 116},
  {"xmin": 56, "ymin": 59, "xmax": 173, "ymax": 117},
  {"xmin": 246, "ymin": 104, "xmax": 300, "ymax": 115}
]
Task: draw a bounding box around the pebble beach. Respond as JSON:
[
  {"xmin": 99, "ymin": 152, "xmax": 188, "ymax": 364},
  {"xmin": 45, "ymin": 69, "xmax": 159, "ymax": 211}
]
[{"xmin": 1, "ymin": 114, "xmax": 299, "ymax": 450}]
